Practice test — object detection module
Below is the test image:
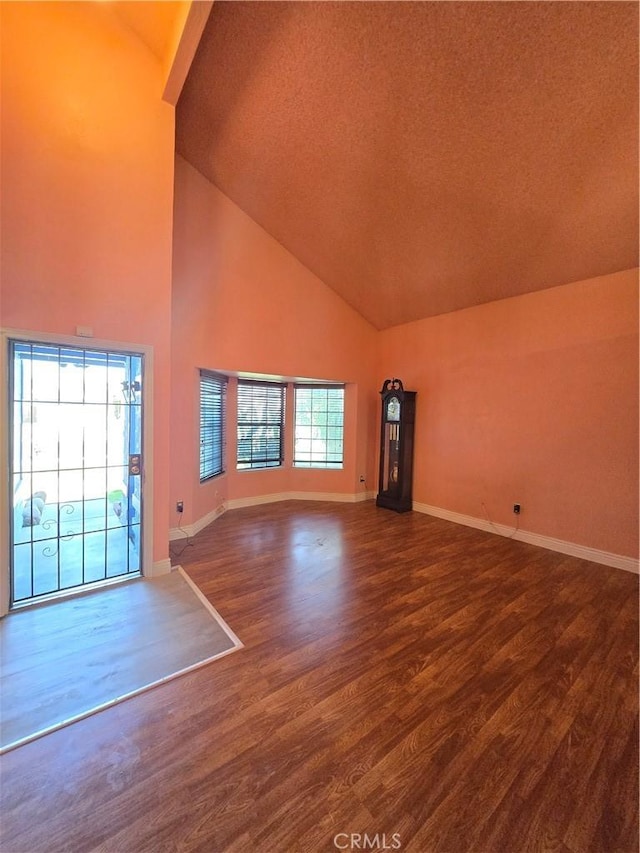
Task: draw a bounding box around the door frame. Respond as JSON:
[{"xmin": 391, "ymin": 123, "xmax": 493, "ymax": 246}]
[{"xmin": 0, "ymin": 328, "xmax": 155, "ymax": 617}]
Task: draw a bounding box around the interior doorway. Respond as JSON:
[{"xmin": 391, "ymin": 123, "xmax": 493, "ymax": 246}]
[{"xmin": 8, "ymin": 340, "xmax": 144, "ymax": 608}]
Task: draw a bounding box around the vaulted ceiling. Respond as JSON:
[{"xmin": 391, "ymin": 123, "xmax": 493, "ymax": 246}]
[{"xmin": 176, "ymin": 1, "xmax": 638, "ymax": 330}]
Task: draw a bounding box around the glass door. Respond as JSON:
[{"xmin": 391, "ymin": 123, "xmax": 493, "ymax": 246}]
[{"xmin": 9, "ymin": 341, "xmax": 144, "ymax": 607}]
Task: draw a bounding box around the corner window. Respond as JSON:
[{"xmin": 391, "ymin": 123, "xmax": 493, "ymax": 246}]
[
  {"xmin": 200, "ymin": 371, "xmax": 227, "ymax": 481},
  {"xmin": 237, "ymin": 381, "xmax": 286, "ymax": 469},
  {"xmin": 294, "ymin": 385, "xmax": 344, "ymax": 468}
]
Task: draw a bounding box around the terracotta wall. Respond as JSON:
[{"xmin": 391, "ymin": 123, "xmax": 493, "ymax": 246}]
[
  {"xmin": 378, "ymin": 269, "xmax": 639, "ymax": 558},
  {"xmin": 0, "ymin": 3, "xmax": 175, "ymax": 566},
  {"xmin": 172, "ymin": 154, "xmax": 637, "ymax": 561},
  {"xmin": 171, "ymin": 156, "xmax": 378, "ymax": 528},
  {"xmin": 2, "ymin": 4, "xmax": 635, "ymax": 566}
]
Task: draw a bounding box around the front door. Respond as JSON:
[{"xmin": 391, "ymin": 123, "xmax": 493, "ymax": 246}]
[{"xmin": 9, "ymin": 340, "xmax": 144, "ymax": 607}]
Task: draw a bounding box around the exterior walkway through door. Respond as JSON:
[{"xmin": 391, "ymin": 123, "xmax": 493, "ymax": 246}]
[{"xmin": 9, "ymin": 341, "xmax": 143, "ymax": 607}]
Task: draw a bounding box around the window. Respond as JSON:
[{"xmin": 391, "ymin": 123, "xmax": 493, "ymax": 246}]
[
  {"xmin": 294, "ymin": 385, "xmax": 344, "ymax": 468},
  {"xmin": 237, "ymin": 381, "xmax": 285, "ymax": 469},
  {"xmin": 200, "ymin": 371, "xmax": 227, "ymax": 481}
]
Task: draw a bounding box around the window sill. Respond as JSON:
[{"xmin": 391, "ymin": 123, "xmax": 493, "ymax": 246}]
[
  {"xmin": 293, "ymin": 464, "xmax": 344, "ymax": 470},
  {"xmin": 236, "ymin": 465, "xmax": 285, "ymax": 473},
  {"xmin": 199, "ymin": 471, "xmax": 227, "ymax": 485}
]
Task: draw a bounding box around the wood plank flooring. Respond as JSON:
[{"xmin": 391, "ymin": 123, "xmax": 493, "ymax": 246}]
[
  {"xmin": 0, "ymin": 569, "xmax": 240, "ymax": 751},
  {"xmin": 1, "ymin": 501, "xmax": 637, "ymax": 852}
]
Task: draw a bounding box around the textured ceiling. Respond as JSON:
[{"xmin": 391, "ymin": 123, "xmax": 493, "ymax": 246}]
[{"xmin": 176, "ymin": 2, "xmax": 639, "ymax": 330}]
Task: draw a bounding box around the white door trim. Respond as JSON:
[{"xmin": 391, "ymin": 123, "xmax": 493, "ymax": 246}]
[{"xmin": 0, "ymin": 328, "xmax": 155, "ymax": 616}]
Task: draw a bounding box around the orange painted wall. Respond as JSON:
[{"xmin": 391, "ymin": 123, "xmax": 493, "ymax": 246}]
[
  {"xmin": 378, "ymin": 269, "xmax": 639, "ymax": 558},
  {"xmin": 171, "ymin": 156, "xmax": 378, "ymax": 527},
  {"xmin": 2, "ymin": 4, "xmax": 634, "ymax": 566},
  {"xmin": 0, "ymin": 3, "xmax": 175, "ymax": 565}
]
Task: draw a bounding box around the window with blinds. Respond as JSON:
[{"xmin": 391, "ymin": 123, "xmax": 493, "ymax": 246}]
[
  {"xmin": 237, "ymin": 380, "xmax": 286, "ymax": 469},
  {"xmin": 293, "ymin": 385, "xmax": 345, "ymax": 468},
  {"xmin": 200, "ymin": 371, "xmax": 227, "ymax": 482}
]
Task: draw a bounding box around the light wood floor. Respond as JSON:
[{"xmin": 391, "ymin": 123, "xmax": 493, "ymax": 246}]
[
  {"xmin": 1, "ymin": 501, "xmax": 638, "ymax": 852},
  {"xmin": 1, "ymin": 569, "xmax": 239, "ymax": 751}
]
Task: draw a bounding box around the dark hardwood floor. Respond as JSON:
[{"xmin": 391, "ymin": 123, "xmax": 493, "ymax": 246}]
[{"xmin": 1, "ymin": 501, "xmax": 638, "ymax": 852}]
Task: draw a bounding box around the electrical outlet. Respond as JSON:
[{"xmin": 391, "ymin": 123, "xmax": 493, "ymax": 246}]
[
  {"xmin": 176, "ymin": 501, "xmax": 184, "ymax": 513},
  {"xmin": 513, "ymin": 503, "xmax": 521, "ymax": 515}
]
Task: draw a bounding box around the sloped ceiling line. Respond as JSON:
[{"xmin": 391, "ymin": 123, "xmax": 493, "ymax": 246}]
[{"xmin": 176, "ymin": 1, "xmax": 639, "ymax": 329}]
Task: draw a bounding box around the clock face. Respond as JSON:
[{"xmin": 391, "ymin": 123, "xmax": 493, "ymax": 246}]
[{"xmin": 386, "ymin": 396, "xmax": 400, "ymax": 422}]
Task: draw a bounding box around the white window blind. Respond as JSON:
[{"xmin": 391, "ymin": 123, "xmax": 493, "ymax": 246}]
[
  {"xmin": 200, "ymin": 371, "xmax": 227, "ymax": 481},
  {"xmin": 237, "ymin": 381, "xmax": 286, "ymax": 469}
]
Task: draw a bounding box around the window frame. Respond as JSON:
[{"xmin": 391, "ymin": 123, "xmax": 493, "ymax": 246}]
[
  {"xmin": 199, "ymin": 371, "xmax": 227, "ymax": 482},
  {"xmin": 236, "ymin": 380, "xmax": 286, "ymax": 470},
  {"xmin": 293, "ymin": 384, "xmax": 345, "ymax": 469}
]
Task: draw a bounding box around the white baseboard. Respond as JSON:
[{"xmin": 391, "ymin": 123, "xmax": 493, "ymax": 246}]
[
  {"xmin": 169, "ymin": 491, "xmax": 376, "ymax": 541},
  {"xmin": 169, "ymin": 504, "xmax": 227, "ymax": 541},
  {"xmin": 169, "ymin": 496, "xmax": 637, "ymax": 574},
  {"xmin": 412, "ymin": 502, "xmax": 639, "ymax": 574},
  {"xmin": 226, "ymin": 492, "xmax": 291, "ymax": 511},
  {"xmin": 226, "ymin": 490, "xmax": 374, "ymax": 510},
  {"xmin": 149, "ymin": 558, "xmax": 172, "ymax": 577}
]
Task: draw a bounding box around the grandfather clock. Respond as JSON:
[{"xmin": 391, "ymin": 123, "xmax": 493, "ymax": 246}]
[{"xmin": 376, "ymin": 378, "xmax": 416, "ymax": 513}]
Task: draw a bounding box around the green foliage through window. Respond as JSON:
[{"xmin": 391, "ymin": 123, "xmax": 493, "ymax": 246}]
[
  {"xmin": 237, "ymin": 381, "xmax": 285, "ymax": 469},
  {"xmin": 294, "ymin": 386, "xmax": 344, "ymax": 468}
]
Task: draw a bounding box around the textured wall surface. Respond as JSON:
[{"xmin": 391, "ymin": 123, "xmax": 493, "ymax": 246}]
[
  {"xmin": 171, "ymin": 156, "xmax": 378, "ymax": 527},
  {"xmin": 0, "ymin": 2, "xmax": 176, "ymax": 564},
  {"xmin": 378, "ymin": 268, "xmax": 639, "ymax": 558},
  {"xmin": 177, "ymin": 1, "xmax": 638, "ymax": 329}
]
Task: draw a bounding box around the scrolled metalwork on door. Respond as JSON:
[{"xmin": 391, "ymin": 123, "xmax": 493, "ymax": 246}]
[{"xmin": 9, "ymin": 341, "xmax": 144, "ymax": 606}]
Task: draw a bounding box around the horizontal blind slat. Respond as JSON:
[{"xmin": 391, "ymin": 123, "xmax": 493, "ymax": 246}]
[
  {"xmin": 237, "ymin": 380, "xmax": 285, "ymax": 468},
  {"xmin": 200, "ymin": 372, "xmax": 227, "ymax": 481}
]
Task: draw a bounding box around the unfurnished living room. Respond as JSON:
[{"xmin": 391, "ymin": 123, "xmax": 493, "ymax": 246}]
[{"xmin": 0, "ymin": 1, "xmax": 638, "ymax": 852}]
